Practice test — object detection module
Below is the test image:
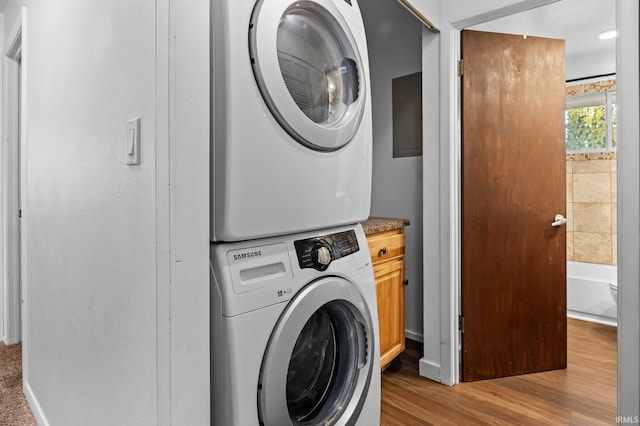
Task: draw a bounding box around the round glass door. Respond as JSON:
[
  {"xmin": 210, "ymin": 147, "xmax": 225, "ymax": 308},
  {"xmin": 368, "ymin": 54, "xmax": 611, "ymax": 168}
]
[
  {"xmin": 277, "ymin": 6, "xmax": 359, "ymax": 127},
  {"xmin": 250, "ymin": 0, "xmax": 367, "ymax": 151},
  {"xmin": 287, "ymin": 302, "xmax": 360, "ymax": 423},
  {"xmin": 258, "ymin": 278, "xmax": 375, "ymax": 425}
]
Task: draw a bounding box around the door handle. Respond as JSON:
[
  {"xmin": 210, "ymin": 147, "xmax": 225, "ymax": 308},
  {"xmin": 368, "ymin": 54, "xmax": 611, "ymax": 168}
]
[{"xmin": 551, "ymin": 214, "xmax": 567, "ymax": 227}]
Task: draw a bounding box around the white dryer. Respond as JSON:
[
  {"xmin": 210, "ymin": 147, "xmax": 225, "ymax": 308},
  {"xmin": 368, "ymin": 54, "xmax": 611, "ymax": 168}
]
[
  {"xmin": 211, "ymin": 0, "xmax": 372, "ymax": 242},
  {"xmin": 210, "ymin": 224, "xmax": 380, "ymax": 425}
]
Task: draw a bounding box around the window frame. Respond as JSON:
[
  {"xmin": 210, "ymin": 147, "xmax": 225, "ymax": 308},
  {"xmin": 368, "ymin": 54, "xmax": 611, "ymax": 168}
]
[{"xmin": 565, "ymin": 89, "xmax": 617, "ymax": 153}]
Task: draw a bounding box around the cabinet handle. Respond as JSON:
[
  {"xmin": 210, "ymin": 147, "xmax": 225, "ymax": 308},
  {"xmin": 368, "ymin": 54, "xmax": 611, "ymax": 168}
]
[
  {"xmin": 403, "ymin": 279, "xmax": 409, "ymax": 286},
  {"xmin": 379, "ymin": 247, "xmax": 387, "ymax": 256}
]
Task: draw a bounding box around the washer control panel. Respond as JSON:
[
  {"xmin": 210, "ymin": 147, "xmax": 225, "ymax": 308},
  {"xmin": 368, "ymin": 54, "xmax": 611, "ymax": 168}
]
[{"xmin": 294, "ymin": 230, "xmax": 360, "ymax": 271}]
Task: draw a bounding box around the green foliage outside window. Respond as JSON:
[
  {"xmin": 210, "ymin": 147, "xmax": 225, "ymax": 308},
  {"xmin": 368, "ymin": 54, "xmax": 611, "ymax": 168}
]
[{"xmin": 566, "ymin": 106, "xmax": 607, "ymax": 151}]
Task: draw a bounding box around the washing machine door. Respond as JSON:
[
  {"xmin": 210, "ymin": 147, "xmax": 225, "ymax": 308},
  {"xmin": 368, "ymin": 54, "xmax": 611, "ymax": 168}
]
[
  {"xmin": 250, "ymin": 0, "xmax": 367, "ymax": 152},
  {"xmin": 258, "ymin": 277, "xmax": 375, "ymax": 425}
]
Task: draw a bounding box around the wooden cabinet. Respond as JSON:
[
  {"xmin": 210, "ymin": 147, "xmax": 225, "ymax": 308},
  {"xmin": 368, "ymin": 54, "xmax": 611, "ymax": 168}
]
[{"xmin": 365, "ymin": 226, "xmax": 406, "ymax": 370}]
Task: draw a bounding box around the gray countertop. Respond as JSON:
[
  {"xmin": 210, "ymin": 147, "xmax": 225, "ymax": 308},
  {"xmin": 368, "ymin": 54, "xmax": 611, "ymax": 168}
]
[{"xmin": 360, "ymin": 217, "xmax": 410, "ymax": 235}]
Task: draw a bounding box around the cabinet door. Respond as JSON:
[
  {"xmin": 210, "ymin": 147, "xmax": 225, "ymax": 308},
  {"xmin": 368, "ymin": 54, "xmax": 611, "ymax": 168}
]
[{"xmin": 375, "ymin": 259, "xmax": 405, "ymax": 369}]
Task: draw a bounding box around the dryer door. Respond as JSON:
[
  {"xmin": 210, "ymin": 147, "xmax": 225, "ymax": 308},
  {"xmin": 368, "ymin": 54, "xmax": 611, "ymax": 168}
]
[
  {"xmin": 250, "ymin": 0, "xmax": 367, "ymax": 152},
  {"xmin": 258, "ymin": 277, "xmax": 375, "ymax": 425}
]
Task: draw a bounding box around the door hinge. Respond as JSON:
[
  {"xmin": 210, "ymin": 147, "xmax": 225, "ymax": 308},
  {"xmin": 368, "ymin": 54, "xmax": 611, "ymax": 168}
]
[
  {"xmin": 458, "ymin": 315, "xmax": 465, "ymax": 333},
  {"xmin": 457, "ymin": 59, "xmax": 464, "ymax": 77}
]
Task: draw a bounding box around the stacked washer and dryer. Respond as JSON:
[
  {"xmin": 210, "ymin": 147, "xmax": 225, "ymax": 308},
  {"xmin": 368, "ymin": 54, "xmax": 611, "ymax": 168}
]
[{"xmin": 210, "ymin": 0, "xmax": 379, "ymax": 424}]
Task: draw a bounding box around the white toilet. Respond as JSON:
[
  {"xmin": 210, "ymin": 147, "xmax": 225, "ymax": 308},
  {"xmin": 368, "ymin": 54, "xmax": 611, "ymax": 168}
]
[{"xmin": 609, "ymin": 282, "xmax": 618, "ymax": 304}]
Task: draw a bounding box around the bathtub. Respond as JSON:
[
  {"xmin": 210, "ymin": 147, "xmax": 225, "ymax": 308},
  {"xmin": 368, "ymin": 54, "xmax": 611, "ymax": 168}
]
[{"xmin": 567, "ymin": 261, "xmax": 617, "ymax": 326}]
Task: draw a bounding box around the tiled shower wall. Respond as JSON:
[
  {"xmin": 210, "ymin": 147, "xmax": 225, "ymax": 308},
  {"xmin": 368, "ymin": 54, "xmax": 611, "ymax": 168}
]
[
  {"xmin": 566, "ymin": 153, "xmax": 617, "ymax": 265},
  {"xmin": 566, "ymin": 79, "xmax": 617, "ymax": 266}
]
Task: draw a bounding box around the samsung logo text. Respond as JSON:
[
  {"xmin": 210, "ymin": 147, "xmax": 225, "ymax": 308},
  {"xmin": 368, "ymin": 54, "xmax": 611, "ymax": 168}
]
[{"xmin": 233, "ymin": 250, "xmax": 263, "ymax": 261}]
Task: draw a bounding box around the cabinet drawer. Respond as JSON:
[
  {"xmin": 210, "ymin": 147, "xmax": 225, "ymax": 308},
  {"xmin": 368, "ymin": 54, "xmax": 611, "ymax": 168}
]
[{"xmin": 367, "ymin": 230, "xmax": 404, "ymax": 263}]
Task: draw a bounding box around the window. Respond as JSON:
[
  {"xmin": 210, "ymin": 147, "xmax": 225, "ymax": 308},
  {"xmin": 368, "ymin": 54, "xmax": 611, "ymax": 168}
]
[{"xmin": 565, "ymin": 90, "xmax": 617, "ymax": 152}]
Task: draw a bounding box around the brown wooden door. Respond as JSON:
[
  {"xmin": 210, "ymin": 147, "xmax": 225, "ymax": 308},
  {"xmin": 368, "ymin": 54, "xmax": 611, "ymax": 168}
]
[{"xmin": 461, "ymin": 30, "xmax": 567, "ymax": 381}]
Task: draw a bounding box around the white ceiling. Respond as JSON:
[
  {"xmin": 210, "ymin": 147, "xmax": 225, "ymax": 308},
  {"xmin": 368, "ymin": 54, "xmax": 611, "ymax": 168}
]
[
  {"xmin": 470, "ymin": 0, "xmax": 616, "ymax": 59},
  {"xmin": 0, "ymin": 0, "xmax": 612, "ymax": 60}
]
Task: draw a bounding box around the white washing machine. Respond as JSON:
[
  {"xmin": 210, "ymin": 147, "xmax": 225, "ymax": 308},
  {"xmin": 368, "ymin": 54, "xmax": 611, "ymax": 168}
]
[
  {"xmin": 211, "ymin": 0, "xmax": 372, "ymax": 242},
  {"xmin": 210, "ymin": 224, "xmax": 380, "ymax": 425}
]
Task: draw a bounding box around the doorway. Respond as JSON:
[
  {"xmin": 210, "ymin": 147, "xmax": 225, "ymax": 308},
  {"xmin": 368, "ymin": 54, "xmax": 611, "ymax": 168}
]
[
  {"xmin": 3, "ymin": 20, "xmax": 24, "ymax": 345},
  {"xmin": 415, "ymin": 0, "xmax": 626, "ymax": 388},
  {"xmin": 461, "ymin": 0, "xmax": 617, "ymax": 382},
  {"xmin": 451, "ymin": 0, "xmax": 625, "ymax": 407}
]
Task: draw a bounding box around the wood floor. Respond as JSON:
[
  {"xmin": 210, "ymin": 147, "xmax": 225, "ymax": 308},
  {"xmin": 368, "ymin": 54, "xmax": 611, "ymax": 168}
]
[
  {"xmin": 380, "ymin": 319, "xmax": 617, "ymax": 425},
  {"xmin": 1, "ymin": 319, "xmax": 616, "ymax": 425}
]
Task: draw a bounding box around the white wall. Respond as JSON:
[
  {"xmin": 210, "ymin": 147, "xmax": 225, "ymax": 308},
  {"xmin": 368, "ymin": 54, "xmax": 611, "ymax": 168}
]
[
  {"xmin": 566, "ymin": 50, "xmax": 616, "ymax": 81},
  {"xmin": 2, "ymin": 0, "xmax": 210, "ymax": 424},
  {"xmin": 14, "ymin": 1, "xmax": 159, "ymax": 423},
  {"xmin": 360, "ymin": 0, "xmax": 424, "ymax": 340},
  {"xmin": 616, "ymin": 0, "xmax": 640, "ymax": 418},
  {"xmin": 0, "ymin": 2, "xmax": 3, "ymax": 341},
  {"xmin": 166, "ymin": 0, "xmax": 210, "ymax": 422},
  {"xmin": 0, "ymin": 0, "xmax": 3, "ymax": 339}
]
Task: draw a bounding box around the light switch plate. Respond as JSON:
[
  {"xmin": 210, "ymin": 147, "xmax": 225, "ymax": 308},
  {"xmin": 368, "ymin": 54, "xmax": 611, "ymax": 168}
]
[{"xmin": 126, "ymin": 118, "xmax": 141, "ymax": 165}]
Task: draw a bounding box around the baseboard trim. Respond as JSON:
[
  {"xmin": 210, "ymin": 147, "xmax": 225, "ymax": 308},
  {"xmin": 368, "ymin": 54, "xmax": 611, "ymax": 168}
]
[
  {"xmin": 405, "ymin": 329, "xmax": 423, "ymax": 343},
  {"xmin": 418, "ymin": 357, "xmax": 451, "ymax": 385},
  {"xmin": 23, "ymin": 380, "xmax": 49, "ymax": 426},
  {"xmin": 568, "ymin": 311, "xmax": 617, "ymax": 327}
]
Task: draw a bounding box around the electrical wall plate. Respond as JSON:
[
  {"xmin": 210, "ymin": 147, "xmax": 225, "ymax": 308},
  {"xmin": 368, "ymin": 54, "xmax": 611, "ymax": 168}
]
[{"xmin": 126, "ymin": 117, "xmax": 141, "ymax": 165}]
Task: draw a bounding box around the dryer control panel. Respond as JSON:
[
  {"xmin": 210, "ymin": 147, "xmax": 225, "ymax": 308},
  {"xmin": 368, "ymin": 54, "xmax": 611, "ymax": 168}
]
[{"xmin": 294, "ymin": 230, "xmax": 360, "ymax": 271}]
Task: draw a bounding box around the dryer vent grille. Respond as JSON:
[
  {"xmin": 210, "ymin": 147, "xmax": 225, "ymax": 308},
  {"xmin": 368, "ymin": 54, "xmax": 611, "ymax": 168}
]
[{"xmin": 278, "ymin": 52, "xmax": 329, "ymax": 123}]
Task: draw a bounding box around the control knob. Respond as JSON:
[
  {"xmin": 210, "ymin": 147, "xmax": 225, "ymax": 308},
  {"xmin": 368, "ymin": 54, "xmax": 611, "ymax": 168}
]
[{"xmin": 312, "ymin": 244, "xmax": 333, "ymax": 269}]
